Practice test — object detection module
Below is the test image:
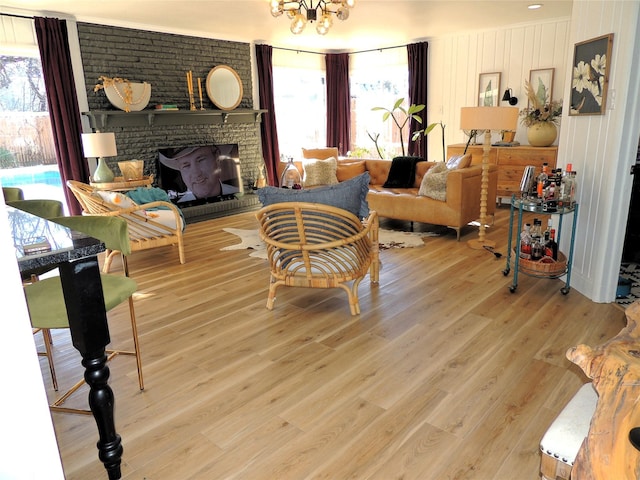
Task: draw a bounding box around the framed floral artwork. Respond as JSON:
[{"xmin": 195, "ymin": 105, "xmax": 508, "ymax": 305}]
[
  {"xmin": 570, "ymin": 33, "xmax": 614, "ymax": 116},
  {"xmin": 478, "ymin": 72, "xmax": 501, "ymax": 107},
  {"xmin": 528, "ymin": 68, "xmax": 554, "ymax": 108}
]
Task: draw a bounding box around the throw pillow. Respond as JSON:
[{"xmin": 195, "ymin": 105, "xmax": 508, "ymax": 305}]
[
  {"xmin": 418, "ymin": 162, "xmax": 450, "ymax": 201},
  {"xmin": 336, "ymin": 160, "xmax": 366, "ymax": 182},
  {"xmin": 258, "ymin": 172, "xmax": 370, "ymax": 219},
  {"xmin": 446, "ymin": 154, "xmax": 472, "ymax": 170},
  {"xmin": 303, "ymin": 157, "xmax": 339, "ymax": 187},
  {"xmin": 95, "ymin": 190, "xmax": 137, "ymax": 209}
]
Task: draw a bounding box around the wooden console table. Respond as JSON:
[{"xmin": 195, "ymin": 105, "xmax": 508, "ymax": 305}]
[
  {"xmin": 447, "ymin": 144, "xmax": 558, "ymax": 199},
  {"xmin": 566, "ymin": 301, "xmax": 640, "ymax": 479}
]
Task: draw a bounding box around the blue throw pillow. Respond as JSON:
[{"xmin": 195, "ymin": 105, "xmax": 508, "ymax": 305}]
[{"xmin": 257, "ymin": 172, "xmax": 370, "ymax": 219}]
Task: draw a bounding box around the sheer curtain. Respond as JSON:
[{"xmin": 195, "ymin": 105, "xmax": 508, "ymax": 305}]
[
  {"xmin": 325, "ymin": 53, "xmax": 350, "ymax": 156},
  {"xmin": 255, "ymin": 44, "xmax": 281, "ymax": 186},
  {"xmin": 35, "ymin": 17, "xmax": 88, "ymax": 215},
  {"xmin": 407, "ymin": 41, "xmax": 429, "ymax": 160}
]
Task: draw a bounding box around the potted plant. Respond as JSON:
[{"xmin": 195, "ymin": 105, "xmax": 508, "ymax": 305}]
[
  {"xmin": 520, "ymin": 80, "xmax": 562, "ymax": 147},
  {"xmin": 370, "ymin": 98, "xmax": 442, "ymax": 160}
]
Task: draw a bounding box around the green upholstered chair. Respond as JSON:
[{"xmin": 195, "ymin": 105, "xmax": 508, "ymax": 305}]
[
  {"xmin": 7, "ymin": 199, "xmax": 63, "ymax": 219},
  {"xmin": 2, "ymin": 187, "xmax": 24, "ymax": 202},
  {"xmin": 23, "ymin": 215, "xmax": 143, "ymax": 415}
]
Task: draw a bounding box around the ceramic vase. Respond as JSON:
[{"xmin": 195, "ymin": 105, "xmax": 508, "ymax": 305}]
[
  {"xmin": 93, "ymin": 157, "xmax": 115, "ymax": 183},
  {"xmin": 527, "ymin": 122, "xmax": 557, "ymax": 147}
]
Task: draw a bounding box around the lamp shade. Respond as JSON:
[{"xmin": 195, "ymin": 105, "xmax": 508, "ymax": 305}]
[
  {"xmin": 460, "ymin": 107, "xmax": 519, "ymax": 132},
  {"xmin": 81, "ymin": 132, "xmax": 117, "ymax": 158}
]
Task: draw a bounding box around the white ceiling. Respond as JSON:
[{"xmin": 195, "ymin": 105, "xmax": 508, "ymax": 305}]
[{"xmin": 1, "ymin": 0, "xmax": 573, "ymax": 52}]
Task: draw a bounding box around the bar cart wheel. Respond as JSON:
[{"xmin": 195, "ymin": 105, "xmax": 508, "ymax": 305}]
[
  {"xmin": 509, "ymin": 285, "xmax": 517, "ymax": 293},
  {"xmin": 561, "ymin": 287, "xmax": 570, "ymax": 295}
]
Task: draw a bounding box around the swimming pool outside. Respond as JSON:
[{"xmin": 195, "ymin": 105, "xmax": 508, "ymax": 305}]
[{"xmin": 1, "ymin": 165, "xmax": 68, "ymax": 213}]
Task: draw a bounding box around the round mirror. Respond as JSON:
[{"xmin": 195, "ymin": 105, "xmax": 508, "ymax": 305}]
[{"xmin": 206, "ymin": 65, "xmax": 243, "ymax": 111}]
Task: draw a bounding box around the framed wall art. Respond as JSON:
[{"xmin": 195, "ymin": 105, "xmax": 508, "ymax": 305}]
[
  {"xmin": 528, "ymin": 68, "xmax": 554, "ymax": 107},
  {"xmin": 569, "ymin": 33, "xmax": 614, "ymax": 116},
  {"xmin": 478, "ymin": 72, "xmax": 501, "ymax": 107}
]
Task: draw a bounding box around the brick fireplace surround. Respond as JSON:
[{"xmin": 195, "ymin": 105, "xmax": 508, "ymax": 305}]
[{"xmin": 78, "ymin": 23, "xmax": 264, "ymax": 222}]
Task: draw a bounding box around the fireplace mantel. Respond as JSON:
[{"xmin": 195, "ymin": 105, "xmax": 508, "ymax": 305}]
[{"xmin": 82, "ymin": 109, "xmax": 267, "ymax": 130}]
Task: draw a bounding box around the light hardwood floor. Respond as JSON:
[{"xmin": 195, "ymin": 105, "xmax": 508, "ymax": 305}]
[{"xmin": 38, "ymin": 204, "xmax": 628, "ymax": 480}]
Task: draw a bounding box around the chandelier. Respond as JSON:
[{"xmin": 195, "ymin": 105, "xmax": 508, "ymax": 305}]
[{"xmin": 270, "ymin": 0, "xmax": 356, "ymax": 35}]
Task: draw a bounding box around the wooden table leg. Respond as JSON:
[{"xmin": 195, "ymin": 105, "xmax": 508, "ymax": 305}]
[{"xmin": 59, "ymin": 256, "xmax": 122, "ymax": 480}]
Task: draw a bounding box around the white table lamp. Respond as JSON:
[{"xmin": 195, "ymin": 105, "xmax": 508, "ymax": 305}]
[
  {"xmin": 81, "ymin": 132, "xmax": 117, "ymax": 183},
  {"xmin": 460, "ymin": 106, "xmax": 518, "ymax": 249}
]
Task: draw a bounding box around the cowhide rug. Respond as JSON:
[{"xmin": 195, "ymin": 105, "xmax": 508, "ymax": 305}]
[{"xmin": 221, "ymin": 227, "xmax": 436, "ymax": 259}]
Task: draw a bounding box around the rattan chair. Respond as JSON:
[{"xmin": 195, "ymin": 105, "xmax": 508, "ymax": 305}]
[
  {"xmin": 23, "ymin": 215, "xmax": 143, "ymax": 414},
  {"xmin": 67, "ymin": 179, "xmax": 185, "ymax": 272},
  {"xmin": 255, "ymin": 202, "xmax": 379, "ymax": 316}
]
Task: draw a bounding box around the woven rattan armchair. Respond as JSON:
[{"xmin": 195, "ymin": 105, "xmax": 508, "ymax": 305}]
[
  {"xmin": 255, "ymin": 202, "xmax": 379, "ymax": 316},
  {"xmin": 67, "ymin": 180, "xmax": 185, "ymax": 272}
]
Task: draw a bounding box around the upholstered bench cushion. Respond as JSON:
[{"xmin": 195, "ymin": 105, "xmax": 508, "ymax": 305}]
[{"xmin": 540, "ymin": 383, "xmax": 598, "ymax": 479}]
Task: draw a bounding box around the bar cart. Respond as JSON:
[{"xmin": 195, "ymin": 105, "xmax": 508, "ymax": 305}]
[{"xmin": 502, "ymin": 194, "xmax": 578, "ymax": 294}]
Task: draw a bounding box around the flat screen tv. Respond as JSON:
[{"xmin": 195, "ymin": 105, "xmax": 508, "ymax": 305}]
[{"xmin": 157, "ymin": 143, "xmax": 242, "ymax": 207}]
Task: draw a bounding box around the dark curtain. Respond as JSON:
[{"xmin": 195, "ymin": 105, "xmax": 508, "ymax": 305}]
[
  {"xmin": 407, "ymin": 41, "xmax": 429, "ymax": 160},
  {"xmin": 35, "ymin": 17, "xmax": 88, "ymax": 215},
  {"xmin": 255, "ymin": 44, "xmax": 281, "ymax": 186},
  {"xmin": 325, "ymin": 53, "xmax": 350, "ymax": 156}
]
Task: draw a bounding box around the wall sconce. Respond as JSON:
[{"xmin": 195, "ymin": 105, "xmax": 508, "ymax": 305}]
[{"xmin": 502, "ymin": 88, "xmax": 518, "ymax": 105}]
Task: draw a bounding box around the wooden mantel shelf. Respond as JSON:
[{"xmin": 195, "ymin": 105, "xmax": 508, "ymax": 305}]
[{"xmin": 82, "ymin": 109, "xmax": 267, "ymax": 130}]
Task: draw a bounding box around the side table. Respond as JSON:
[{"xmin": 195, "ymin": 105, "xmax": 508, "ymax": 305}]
[
  {"xmin": 90, "ymin": 175, "xmax": 154, "ymax": 192},
  {"xmin": 502, "ymin": 194, "xmax": 578, "ymax": 294}
]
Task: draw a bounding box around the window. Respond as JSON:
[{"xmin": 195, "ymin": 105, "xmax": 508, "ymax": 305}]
[
  {"xmin": 0, "ymin": 17, "xmax": 64, "ymax": 208},
  {"xmin": 273, "ymin": 65, "xmax": 327, "ymax": 160},
  {"xmin": 271, "ymin": 48, "xmax": 409, "ymax": 161},
  {"xmin": 349, "ymin": 49, "xmax": 408, "ymax": 159}
]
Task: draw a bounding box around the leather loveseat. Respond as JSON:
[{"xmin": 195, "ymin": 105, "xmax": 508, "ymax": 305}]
[
  {"xmin": 278, "ymin": 149, "xmax": 498, "ymax": 240},
  {"xmin": 361, "ymin": 159, "xmax": 498, "ymax": 240}
]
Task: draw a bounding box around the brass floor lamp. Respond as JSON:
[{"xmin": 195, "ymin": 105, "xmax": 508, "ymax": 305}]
[{"xmin": 460, "ymin": 106, "xmax": 519, "ymax": 250}]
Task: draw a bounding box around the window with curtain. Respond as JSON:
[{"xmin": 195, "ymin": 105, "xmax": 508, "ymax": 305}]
[
  {"xmin": 0, "ymin": 17, "xmax": 64, "ymax": 208},
  {"xmin": 349, "ymin": 48, "xmax": 408, "ymax": 159},
  {"xmin": 273, "ymin": 63, "xmax": 327, "ymax": 160},
  {"xmin": 271, "ymin": 47, "xmax": 409, "ymax": 161}
]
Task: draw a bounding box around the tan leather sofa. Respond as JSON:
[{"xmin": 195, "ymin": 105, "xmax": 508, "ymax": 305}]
[
  {"xmin": 362, "ymin": 159, "xmax": 498, "ymax": 240},
  {"xmin": 278, "ymin": 148, "xmax": 497, "ymax": 240}
]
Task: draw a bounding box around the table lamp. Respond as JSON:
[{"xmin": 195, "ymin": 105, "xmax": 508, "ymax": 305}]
[
  {"xmin": 460, "ymin": 106, "xmax": 518, "ymax": 249},
  {"xmin": 81, "ymin": 132, "xmax": 117, "ymax": 183}
]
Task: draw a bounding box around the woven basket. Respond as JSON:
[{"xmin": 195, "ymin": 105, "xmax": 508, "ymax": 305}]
[{"xmin": 516, "ymin": 250, "xmax": 567, "ymax": 277}]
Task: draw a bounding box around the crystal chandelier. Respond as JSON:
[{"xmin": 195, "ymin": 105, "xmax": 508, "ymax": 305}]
[{"xmin": 270, "ymin": 0, "xmax": 356, "ymax": 35}]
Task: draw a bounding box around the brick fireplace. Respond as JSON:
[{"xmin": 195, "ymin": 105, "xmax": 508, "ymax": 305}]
[{"xmin": 77, "ymin": 23, "xmax": 265, "ymax": 222}]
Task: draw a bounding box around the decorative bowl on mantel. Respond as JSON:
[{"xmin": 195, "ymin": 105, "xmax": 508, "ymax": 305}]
[{"xmin": 104, "ymin": 81, "xmax": 151, "ymax": 112}]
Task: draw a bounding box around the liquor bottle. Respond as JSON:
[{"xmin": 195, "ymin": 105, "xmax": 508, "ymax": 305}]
[
  {"xmin": 569, "ymin": 171, "xmax": 577, "ymax": 207},
  {"xmin": 536, "ymin": 163, "xmax": 549, "ymax": 201},
  {"xmin": 546, "ymin": 229, "xmax": 559, "ymax": 260},
  {"xmin": 531, "ymin": 235, "xmax": 544, "ymax": 261},
  {"xmin": 559, "ymin": 164, "xmax": 572, "ymax": 209},
  {"xmin": 530, "ymin": 218, "xmax": 544, "ymax": 261},
  {"xmin": 520, "ymin": 223, "xmax": 532, "ymax": 259}
]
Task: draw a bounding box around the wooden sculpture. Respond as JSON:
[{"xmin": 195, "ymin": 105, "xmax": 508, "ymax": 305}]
[{"xmin": 566, "ymin": 301, "xmax": 640, "ymax": 479}]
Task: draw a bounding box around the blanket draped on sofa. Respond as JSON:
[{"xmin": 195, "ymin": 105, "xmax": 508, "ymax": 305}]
[{"xmin": 382, "ymin": 156, "xmax": 425, "ymax": 188}]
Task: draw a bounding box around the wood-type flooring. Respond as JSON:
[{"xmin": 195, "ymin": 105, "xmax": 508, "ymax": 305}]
[{"xmin": 36, "ymin": 204, "xmax": 627, "ymax": 479}]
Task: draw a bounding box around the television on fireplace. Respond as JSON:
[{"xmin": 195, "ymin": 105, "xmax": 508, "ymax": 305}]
[{"xmin": 157, "ymin": 143, "xmax": 242, "ymax": 207}]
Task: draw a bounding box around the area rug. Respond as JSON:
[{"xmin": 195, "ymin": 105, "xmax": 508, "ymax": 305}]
[
  {"xmin": 616, "ymin": 263, "xmax": 640, "ymax": 308},
  {"xmin": 221, "ymin": 227, "xmax": 435, "ymax": 260}
]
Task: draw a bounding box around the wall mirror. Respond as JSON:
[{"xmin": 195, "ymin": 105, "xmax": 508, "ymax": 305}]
[{"xmin": 206, "ymin": 65, "xmax": 243, "ymax": 111}]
